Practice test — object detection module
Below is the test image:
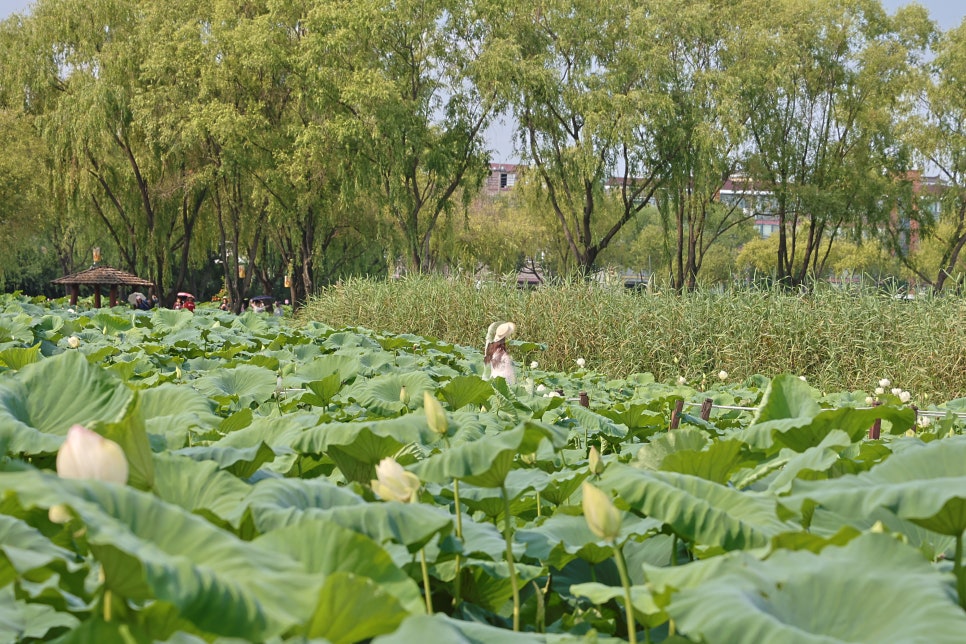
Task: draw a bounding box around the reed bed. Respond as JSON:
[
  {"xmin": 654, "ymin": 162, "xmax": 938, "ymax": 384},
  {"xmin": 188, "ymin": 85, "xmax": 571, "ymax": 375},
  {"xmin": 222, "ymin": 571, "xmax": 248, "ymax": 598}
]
[{"xmin": 301, "ymin": 275, "xmax": 966, "ymax": 401}]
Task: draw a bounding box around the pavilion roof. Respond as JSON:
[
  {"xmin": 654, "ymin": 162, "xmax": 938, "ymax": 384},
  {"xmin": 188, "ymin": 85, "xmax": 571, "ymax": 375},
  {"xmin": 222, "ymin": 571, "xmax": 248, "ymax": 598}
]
[{"xmin": 52, "ymin": 265, "xmax": 154, "ymax": 287}]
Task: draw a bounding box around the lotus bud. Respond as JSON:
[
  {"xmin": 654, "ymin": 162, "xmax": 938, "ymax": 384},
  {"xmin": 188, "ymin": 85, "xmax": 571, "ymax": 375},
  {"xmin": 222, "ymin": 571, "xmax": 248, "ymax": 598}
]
[
  {"xmin": 399, "ymin": 386, "xmax": 409, "ymax": 405},
  {"xmin": 530, "ymin": 361, "xmax": 538, "ymax": 369},
  {"xmin": 424, "ymin": 391, "xmax": 447, "ymax": 435},
  {"xmin": 582, "ymin": 481, "xmax": 621, "ymax": 542},
  {"xmin": 879, "ymin": 378, "xmax": 891, "ymax": 388},
  {"xmin": 870, "ymin": 520, "xmax": 887, "ymax": 533},
  {"xmin": 56, "ymin": 425, "xmax": 129, "ymax": 485},
  {"xmin": 67, "ymin": 336, "xmax": 81, "ymax": 349},
  {"xmin": 865, "ymin": 396, "xmax": 875, "ymax": 406},
  {"xmin": 576, "ymin": 357, "xmax": 586, "ymax": 368},
  {"xmin": 371, "ymin": 457, "xmax": 420, "ymax": 503},
  {"xmin": 588, "ymin": 445, "xmax": 604, "ymax": 476},
  {"xmin": 874, "ymin": 387, "xmax": 884, "ymax": 395},
  {"xmin": 718, "ymin": 370, "xmax": 728, "ymax": 381}
]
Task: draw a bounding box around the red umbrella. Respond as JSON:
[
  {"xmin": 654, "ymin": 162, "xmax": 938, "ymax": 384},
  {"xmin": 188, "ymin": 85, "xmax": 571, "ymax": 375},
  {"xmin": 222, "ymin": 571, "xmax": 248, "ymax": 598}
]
[{"xmin": 177, "ymin": 292, "xmax": 195, "ymax": 299}]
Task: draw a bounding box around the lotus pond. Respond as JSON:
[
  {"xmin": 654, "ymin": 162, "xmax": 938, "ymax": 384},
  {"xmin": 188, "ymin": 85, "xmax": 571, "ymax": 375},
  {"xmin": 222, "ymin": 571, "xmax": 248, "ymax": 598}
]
[{"xmin": 2, "ymin": 295, "xmax": 966, "ymax": 642}]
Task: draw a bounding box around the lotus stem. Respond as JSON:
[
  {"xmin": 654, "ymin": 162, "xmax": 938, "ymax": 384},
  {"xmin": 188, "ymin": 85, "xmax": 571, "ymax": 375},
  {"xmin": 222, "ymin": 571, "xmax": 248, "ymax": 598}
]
[
  {"xmin": 453, "ymin": 478, "xmax": 463, "ymax": 607},
  {"xmin": 501, "ymin": 484, "xmax": 521, "ymax": 631},
  {"xmin": 536, "ymin": 490, "xmax": 542, "ymax": 518},
  {"xmin": 103, "ymin": 589, "xmax": 112, "ymax": 622},
  {"xmin": 420, "ymin": 548, "xmax": 433, "ymax": 614},
  {"xmin": 956, "ymin": 531, "xmax": 965, "ymax": 610},
  {"xmin": 670, "ymin": 534, "xmax": 677, "ymax": 566},
  {"xmin": 613, "ymin": 543, "xmax": 638, "ymax": 644}
]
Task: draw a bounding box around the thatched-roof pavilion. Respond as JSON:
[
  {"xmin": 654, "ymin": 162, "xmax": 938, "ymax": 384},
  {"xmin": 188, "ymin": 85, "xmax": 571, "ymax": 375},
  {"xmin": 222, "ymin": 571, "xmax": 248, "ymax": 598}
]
[{"xmin": 52, "ymin": 266, "xmax": 154, "ymax": 308}]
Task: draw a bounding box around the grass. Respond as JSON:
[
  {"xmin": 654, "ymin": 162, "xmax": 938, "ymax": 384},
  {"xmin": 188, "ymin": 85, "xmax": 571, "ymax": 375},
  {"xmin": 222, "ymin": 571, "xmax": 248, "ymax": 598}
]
[{"xmin": 300, "ymin": 275, "xmax": 966, "ymax": 402}]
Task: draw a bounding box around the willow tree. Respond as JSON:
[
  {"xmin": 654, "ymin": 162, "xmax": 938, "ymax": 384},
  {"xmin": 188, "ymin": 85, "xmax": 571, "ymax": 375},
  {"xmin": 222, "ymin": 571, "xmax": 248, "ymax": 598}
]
[
  {"xmin": 891, "ymin": 16, "xmax": 966, "ymax": 291},
  {"xmin": 8, "ymin": 0, "xmax": 205, "ymax": 299},
  {"xmin": 648, "ymin": 0, "xmax": 753, "ymax": 292},
  {"xmin": 734, "ymin": 0, "xmax": 927, "ymax": 286},
  {"xmin": 491, "ymin": 0, "xmax": 681, "ymax": 274},
  {"xmin": 302, "ymin": 0, "xmax": 495, "ymax": 274}
]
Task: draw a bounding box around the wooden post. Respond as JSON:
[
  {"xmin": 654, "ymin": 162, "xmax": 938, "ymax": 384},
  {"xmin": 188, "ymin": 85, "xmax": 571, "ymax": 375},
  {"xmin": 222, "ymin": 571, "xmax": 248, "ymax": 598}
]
[
  {"xmin": 700, "ymin": 398, "xmax": 713, "ymax": 421},
  {"xmin": 670, "ymin": 399, "xmax": 684, "ymax": 430},
  {"xmin": 579, "ymin": 391, "xmax": 589, "ymax": 407},
  {"xmin": 69, "ymin": 285, "xmax": 79, "ymax": 306},
  {"xmin": 93, "ymin": 285, "xmax": 102, "ymax": 308},
  {"xmin": 869, "ymin": 400, "xmax": 882, "ymax": 440},
  {"xmin": 109, "ymin": 285, "xmax": 118, "ymax": 307},
  {"xmin": 911, "ymin": 405, "xmax": 918, "ymax": 433}
]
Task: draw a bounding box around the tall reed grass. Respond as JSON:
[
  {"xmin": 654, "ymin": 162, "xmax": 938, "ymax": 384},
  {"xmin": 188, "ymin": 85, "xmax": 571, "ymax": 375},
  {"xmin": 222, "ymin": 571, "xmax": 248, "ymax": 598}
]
[{"xmin": 301, "ymin": 275, "xmax": 966, "ymax": 401}]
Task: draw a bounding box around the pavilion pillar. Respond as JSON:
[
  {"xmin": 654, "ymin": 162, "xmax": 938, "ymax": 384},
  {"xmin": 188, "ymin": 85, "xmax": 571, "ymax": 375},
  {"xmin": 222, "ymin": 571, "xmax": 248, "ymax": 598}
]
[
  {"xmin": 93, "ymin": 285, "xmax": 102, "ymax": 308},
  {"xmin": 109, "ymin": 285, "xmax": 118, "ymax": 307},
  {"xmin": 69, "ymin": 286, "xmax": 78, "ymax": 306}
]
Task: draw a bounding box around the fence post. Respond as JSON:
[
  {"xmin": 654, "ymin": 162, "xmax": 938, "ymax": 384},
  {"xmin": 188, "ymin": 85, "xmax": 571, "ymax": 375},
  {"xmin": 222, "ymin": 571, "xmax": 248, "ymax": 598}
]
[
  {"xmin": 670, "ymin": 399, "xmax": 684, "ymax": 430},
  {"xmin": 700, "ymin": 398, "xmax": 713, "ymax": 421},
  {"xmin": 579, "ymin": 391, "xmax": 589, "ymax": 407},
  {"xmin": 869, "ymin": 400, "xmax": 882, "ymax": 440}
]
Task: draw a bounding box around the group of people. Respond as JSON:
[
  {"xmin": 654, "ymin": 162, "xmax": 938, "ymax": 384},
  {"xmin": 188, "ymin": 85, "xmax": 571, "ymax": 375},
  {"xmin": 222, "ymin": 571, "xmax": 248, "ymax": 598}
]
[
  {"xmin": 172, "ymin": 295, "xmax": 196, "ymax": 312},
  {"xmin": 220, "ymin": 296, "xmax": 285, "ymax": 316}
]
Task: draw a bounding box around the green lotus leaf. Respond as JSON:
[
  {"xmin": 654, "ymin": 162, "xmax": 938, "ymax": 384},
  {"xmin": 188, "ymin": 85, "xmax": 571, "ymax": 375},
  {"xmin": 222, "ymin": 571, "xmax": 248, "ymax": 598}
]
[
  {"xmin": 568, "ymin": 405, "xmax": 628, "ymax": 442},
  {"xmin": 173, "ymin": 442, "xmax": 275, "ymax": 479},
  {"xmin": 371, "ymin": 613, "xmax": 548, "ymax": 643},
  {"xmin": 347, "ymin": 371, "xmax": 436, "ymax": 416},
  {"xmin": 293, "ymin": 415, "xmax": 434, "ymax": 484},
  {"xmin": 138, "ymin": 383, "xmax": 221, "ymax": 445},
  {"xmin": 0, "ymin": 344, "xmax": 43, "ymax": 370},
  {"xmin": 454, "ymin": 559, "xmax": 544, "ymax": 613},
  {"xmin": 662, "ymin": 533, "xmax": 966, "ymax": 643},
  {"xmin": 0, "ymin": 317, "xmax": 33, "ymax": 345},
  {"xmin": 516, "ymin": 514, "xmax": 663, "ymax": 567},
  {"xmin": 191, "ymin": 365, "xmax": 278, "ymax": 411},
  {"xmin": 784, "ymin": 436, "xmax": 966, "ymax": 536},
  {"xmin": 1, "ymin": 469, "xmax": 318, "ymax": 640},
  {"xmin": 411, "ymin": 421, "xmax": 568, "ymax": 488},
  {"xmin": 304, "ymin": 571, "xmax": 410, "ymax": 643},
  {"xmin": 0, "ymin": 586, "xmax": 78, "ymax": 641},
  {"xmin": 741, "ymin": 375, "xmax": 916, "ymax": 452},
  {"xmin": 291, "ymin": 354, "xmax": 362, "ymax": 385},
  {"xmin": 0, "ymin": 350, "xmax": 134, "ymax": 455},
  {"xmin": 254, "ymin": 519, "xmax": 424, "ymax": 615},
  {"xmin": 438, "ymin": 375, "xmax": 494, "ymax": 410},
  {"xmin": 635, "ymin": 428, "xmax": 709, "ymax": 470},
  {"xmin": 151, "ymin": 453, "xmax": 252, "ymax": 524},
  {"xmin": 597, "ymin": 463, "xmax": 792, "ymax": 552},
  {"xmin": 0, "ymin": 513, "xmax": 84, "ymax": 593},
  {"xmin": 90, "ymin": 311, "xmax": 136, "ymax": 335},
  {"xmin": 299, "ymin": 373, "xmax": 344, "ymax": 407},
  {"xmin": 764, "ymin": 430, "xmax": 853, "ymax": 494},
  {"xmin": 247, "ymin": 501, "xmax": 452, "ymax": 552},
  {"xmin": 569, "ymin": 581, "xmax": 661, "ymax": 624}
]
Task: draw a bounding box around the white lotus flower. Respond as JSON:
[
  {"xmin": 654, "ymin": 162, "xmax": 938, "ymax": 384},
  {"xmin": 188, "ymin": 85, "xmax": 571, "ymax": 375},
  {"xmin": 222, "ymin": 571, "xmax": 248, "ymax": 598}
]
[
  {"xmin": 865, "ymin": 396, "xmax": 875, "ymax": 406},
  {"xmin": 582, "ymin": 481, "xmax": 621, "ymax": 542},
  {"xmin": 530, "ymin": 361, "xmax": 539, "ymax": 369},
  {"xmin": 718, "ymin": 370, "xmax": 728, "ymax": 381},
  {"xmin": 536, "ymin": 384, "xmax": 547, "ymax": 393},
  {"xmin": 576, "ymin": 358, "xmax": 586, "ymax": 368},
  {"xmin": 879, "ymin": 378, "xmax": 891, "ymax": 388},
  {"xmin": 588, "ymin": 445, "xmax": 604, "ymax": 476},
  {"xmin": 677, "ymin": 376, "xmax": 687, "ymax": 386},
  {"xmin": 67, "ymin": 336, "xmax": 81, "ymax": 349},
  {"xmin": 918, "ymin": 416, "xmax": 932, "ymax": 428},
  {"xmin": 874, "ymin": 387, "xmax": 884, "ymax": 395},
  {"xmin": 899, "ymin": 390, "xmax": 912, "ymax": 403},
  {"xmin": 891, "ymin": 387, "xmax": 902, "ymax": 396},
  {"xmin": 423, "ymin": 391, "xmax": 447, "ymax": 435},
  {"xmin": 371, "ymin": 457, "xmax": 420, "ymax": 503},
  {"xmin": 56, "ymin": 425, "xmax": 128, "ymax": 484},
  {"xmin": 799, "ymin": 376, "xmax": 807, "ymax": 382}
]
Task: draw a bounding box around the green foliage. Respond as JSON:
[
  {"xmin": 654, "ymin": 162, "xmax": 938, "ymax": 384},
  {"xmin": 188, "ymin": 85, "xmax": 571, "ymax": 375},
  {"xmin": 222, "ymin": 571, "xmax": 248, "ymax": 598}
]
[
  {"xmin": 304, "ymin": 275, "xmax": 966, "ymax": 400},
  {"xmin": 2, "ymin": 296, "xmax": 966, "ymax": 641}
]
